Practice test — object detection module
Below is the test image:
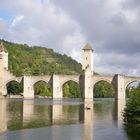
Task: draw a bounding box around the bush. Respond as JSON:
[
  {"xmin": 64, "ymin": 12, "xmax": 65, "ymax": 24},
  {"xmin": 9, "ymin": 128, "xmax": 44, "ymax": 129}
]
[
  {"xmin": 34, "ymin": 81, "xmax": 52, "ymax": 97},
  {"xmin": 7, "ymin": 81, "xmax": 23, "ymax": 95},
  {"xmin": 123, "ymin": 91, "xmax": 140, "ymax": 124},
  {"xmin": 63, "ymin": 81, "xmax": 81, "ymax": 98},
  {"xmin": 94, "ymin": 81, "xmax": 114, "ymax": 98}
]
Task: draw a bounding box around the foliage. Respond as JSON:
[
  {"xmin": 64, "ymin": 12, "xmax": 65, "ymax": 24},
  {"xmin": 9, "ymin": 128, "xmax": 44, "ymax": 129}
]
[
  {"xmin": 63, "ymin": 81, "xmax": 81, "ymax": 98},
  {"xmin": 123, "ymin": 84, "xmax": 140, "ymax": 124},
  {"xmin": 126, "ymin": 83, "xmax": 140, "ymax": 98},
  {"xmin": 7, "ymin": 81, "xmax": 23, "ymax": 95},
  {"xmin": 94, "ymin": 81, "xmax": 114, "ymax": 98},
  {"xmin": 1, "ymin": 39, "xmax": 82, "ymax": 76},
  {"xmin": 123, "ymin": 84, "xmax": 140, "ymax": 140},
  {"xmin": 34, "ymin": 81, "xmax": 52, "ymax": 97}
]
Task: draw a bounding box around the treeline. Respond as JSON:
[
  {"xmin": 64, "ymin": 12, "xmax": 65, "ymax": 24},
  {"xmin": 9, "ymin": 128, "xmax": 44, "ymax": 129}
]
[{"xmin": 1, "ymin": 39, "xmax": 82, "ymax": 76}]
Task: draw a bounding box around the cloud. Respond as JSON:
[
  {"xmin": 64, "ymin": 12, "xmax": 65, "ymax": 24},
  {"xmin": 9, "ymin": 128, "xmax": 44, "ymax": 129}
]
[
  {"xmin": 11, "ymin": 15, "xmax": 24, "ymax": 27},
  {"xmin": 0, "ymin": 18, "xmax": 8, "ymax": 38},
  {"xmin": 0, "ymin": 0, "xmax": 140, "ymax": 76},
  {"xmin": 51, "ymin": 0, "xmax": 140, "ymax": 76},
  {"xmin": 0, "ymin": 0, "xmax": 86, "ymax": 53}
]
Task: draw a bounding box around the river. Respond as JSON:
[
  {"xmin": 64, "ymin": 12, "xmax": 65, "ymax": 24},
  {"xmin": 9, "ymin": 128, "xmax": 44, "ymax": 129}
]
[{"xmin": 0, "ymin": 98, "xmax": 139, "ymax": 140}]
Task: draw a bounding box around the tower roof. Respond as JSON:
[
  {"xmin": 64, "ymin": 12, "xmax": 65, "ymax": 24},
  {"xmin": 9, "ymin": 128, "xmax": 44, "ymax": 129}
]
[
  {"xmin": 82, "ymin": 43, "xmax": 93, "ymax": 51},
  {"xmin": 0, "ymin": 42, "xmax": 7, "ymax": 52}
]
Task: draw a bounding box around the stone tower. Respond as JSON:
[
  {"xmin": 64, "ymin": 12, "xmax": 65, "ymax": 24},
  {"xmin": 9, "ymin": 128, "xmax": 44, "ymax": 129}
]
[
  {"xmin": 82, "ymin": 43, "xmax": 93, "ymax": 100},
  {"xmin": 0, "ymin": 42, "xmax": 8, "ymax": 96},
  {"xmin": 82, "ymin": 43, "xmax": 93, "ymax": 75},
  {"xmin": 0, "ymin": 42, "xmax": 8, "ymax": 70}
]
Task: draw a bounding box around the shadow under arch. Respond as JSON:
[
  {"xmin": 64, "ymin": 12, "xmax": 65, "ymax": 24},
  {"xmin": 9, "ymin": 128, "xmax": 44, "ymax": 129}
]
[
  {"xmin": 6, "ymin": 80, "xmax": 23, "ymax": 95},
  {"xmin": 34, "ymin": 80, "xmax": 52, "ymax": 98},
  {"xmin": 62, "ymin": 80, "xmax": 82, "ymax": 98},
  {"xmin": 125, "ymin": 80, "xmax": 140, "ymax": 98},
  {"xmin": 93, "ymin": 80, "xmax": 115, "ymax": 98}
]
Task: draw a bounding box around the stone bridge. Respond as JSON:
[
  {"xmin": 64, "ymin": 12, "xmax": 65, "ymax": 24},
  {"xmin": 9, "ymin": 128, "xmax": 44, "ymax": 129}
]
[{"xmin": 0, "ymin": 43, "xmax": 140, "ymax": 100}]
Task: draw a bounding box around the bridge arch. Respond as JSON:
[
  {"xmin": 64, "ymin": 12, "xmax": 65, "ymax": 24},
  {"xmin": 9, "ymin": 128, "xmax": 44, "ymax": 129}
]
[
  {"xmin": 92, "ymin": 76, "xmax": 114, "ymax": 87},
  {"xmin": 62, "ymin": 80, "xmax": 82, "ymax": 98},
  {"xmin": 6, "ymin": 78, "xmax": 23, "ymax": 85},
  {"xmin": 33, "ymin": 80, "xmax": 52, "ymax": 97},
  {"xmin": 60, "ymin": 78, "xmax": 79, "ymax": 88},
  {"xmin": 125, "ymin": 79, "xmax": 140, "ymax": 90},
  {"xmin": 125, "ymin": 80, "xmax": 140, "ymax": 98},
  {"xmin": 6, "ymin": 80, "xmax": 23, "ymax": 95},
  {"xmin": 93, "ymin": 80, "xmax": 115, "ymax": 98}
]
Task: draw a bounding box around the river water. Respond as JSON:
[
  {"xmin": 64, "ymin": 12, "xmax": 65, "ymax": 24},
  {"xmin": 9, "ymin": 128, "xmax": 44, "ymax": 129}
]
[{"xmin": 0, "ymin": 98, "xmax": 139, "ymax": 140}]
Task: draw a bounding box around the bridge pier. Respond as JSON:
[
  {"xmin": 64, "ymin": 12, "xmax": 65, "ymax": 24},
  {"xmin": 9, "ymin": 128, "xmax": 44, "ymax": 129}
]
[
  {"xmin": 116, "ymin": 75, "xmax": 126, "ymax": 100},
  {"xmin": 52, "ymin": 74, "xmax": 62, "ymax": 99},
  {"xmin": 23, "ymin": 76, "xmax": 34, "ymax": 99},
  {"xmin": 0, "ymin": 84, "xmax": 7, "ymax": 97},
  {"xmin": 83, "ymin": 74, "xmax": 93, "ymax": 100}
]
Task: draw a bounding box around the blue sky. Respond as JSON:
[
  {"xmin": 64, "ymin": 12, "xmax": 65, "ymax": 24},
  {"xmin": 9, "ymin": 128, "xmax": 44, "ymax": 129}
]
[
  {"xmin": 0, "ymin": 0, "xmax": 140, "ymax": 76},
  {"xmin": 0, "ymin": 9, "xmax": 14, "ymax": 22}
]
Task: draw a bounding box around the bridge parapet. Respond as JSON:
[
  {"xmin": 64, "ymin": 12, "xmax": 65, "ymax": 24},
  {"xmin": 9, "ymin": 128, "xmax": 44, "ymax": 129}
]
[{"xmin": 92, "ymin": 75, "xmax": 114, "ymax": 85}]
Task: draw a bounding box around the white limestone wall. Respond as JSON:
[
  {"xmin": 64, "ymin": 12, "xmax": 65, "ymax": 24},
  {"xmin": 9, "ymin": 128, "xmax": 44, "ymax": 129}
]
[
  {"xmin": 0, "ymin": 52, "xmax": 8, "ymax": 70},
  {"xmin": 23, "ymin": 76, "xmax": 34, "ymax": 98},
  {"xmin": 116, "ymin": 75, "xmax": 125, "ymax": 100},
  {"xmin": 82, "ymin": 50, "xmax": 93, "ymax": 73},
  {"xmin": 84, "ymin": 74, "xmax": 93, "ymax": 100},
  {"xmin": 52, "ymin": 75, "xmax": 62, "ymax": 99}
]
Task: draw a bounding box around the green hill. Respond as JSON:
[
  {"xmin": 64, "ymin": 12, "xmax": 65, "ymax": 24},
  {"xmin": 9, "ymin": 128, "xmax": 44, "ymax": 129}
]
[{"xmin": 1, "ymin": 39, "xmax": 82, "ymax": 77}]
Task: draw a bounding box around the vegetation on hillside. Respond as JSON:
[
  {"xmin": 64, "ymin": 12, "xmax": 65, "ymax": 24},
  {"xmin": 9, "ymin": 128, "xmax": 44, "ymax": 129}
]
[{"xmin": 1, "ymin": 39, "xmax": 82, "ymax": 77}]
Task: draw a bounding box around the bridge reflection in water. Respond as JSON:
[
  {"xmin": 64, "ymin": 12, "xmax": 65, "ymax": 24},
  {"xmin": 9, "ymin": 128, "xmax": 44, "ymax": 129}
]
[{"xmin": 0, "ymin": 98, "xmax": 125, "ymax": 139}]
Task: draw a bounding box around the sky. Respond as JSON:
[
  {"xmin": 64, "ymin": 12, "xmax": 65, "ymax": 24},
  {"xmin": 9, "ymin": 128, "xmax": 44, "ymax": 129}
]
[{"xmin": 0, "ymin": 0, "xmax": 140, "ymax": 76}]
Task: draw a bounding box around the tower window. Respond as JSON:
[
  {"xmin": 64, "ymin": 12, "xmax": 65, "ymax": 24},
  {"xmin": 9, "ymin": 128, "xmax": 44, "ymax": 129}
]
[{"xmin": 86, "ymin": 57, "xmax": 87, "ymax": 60}]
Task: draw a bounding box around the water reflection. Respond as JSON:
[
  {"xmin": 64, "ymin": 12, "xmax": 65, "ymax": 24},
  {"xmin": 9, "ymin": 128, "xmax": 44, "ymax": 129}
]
[
  {"xmin": 0, "ymin": 99, "xmax": 7, "ymax": 132},
  {"xmin": 114, "ymin": 99, "xmax": 126, "ymax": 126},
  {"xmin": 2, "ymin": 99, "xmax": 86, "ymax": 131},
  {"xmin": 0, "ymin": 98, "xmax": 131, "ymax": 140},
  {"xmin": 82, "ymin": 101, "xmax": 93, "ymax": 140}
]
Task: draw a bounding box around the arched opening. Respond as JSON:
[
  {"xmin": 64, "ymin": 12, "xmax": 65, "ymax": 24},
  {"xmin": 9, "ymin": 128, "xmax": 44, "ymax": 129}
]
[
  {"xmin": 93, "ymin": 80, "xmax": 115, "ymax": 98},
  {"xmin": 63, "ymin": 80, "xmax": 81, "ymax": 98},
  {"xmin": 7, "ymin": 80, "xmax": 23, "ymax": 96},
  {"xmin": 126, "ymin": 81, "xmax": 140, "ymax": 98},
  {"xmin": 34, "ymin": 80, "xmax": 52, "ymax": 98}
]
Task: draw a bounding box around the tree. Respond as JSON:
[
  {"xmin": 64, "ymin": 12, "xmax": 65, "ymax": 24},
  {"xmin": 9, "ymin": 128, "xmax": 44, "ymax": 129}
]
[
  {"xmin": 7, "ymin": 81, "xmax": 23, "ymax": 95},
  {"xmin": 123, "ymin": 84, "xmax": 140, "ymax": 140},
  {"xmin": 63, "ymin": 81, "xmax": 81, "ymax": 98},
  {"xmin": 124, "ymin": 84, "xmax": 140, "ymax": 124},
  {"xmin": 34, "ymin": 81, "xmax": 52, "ymax": 97},
  {"xmin": 94, "ymin": 81, "xmax": 114, "ymax": 98}
]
